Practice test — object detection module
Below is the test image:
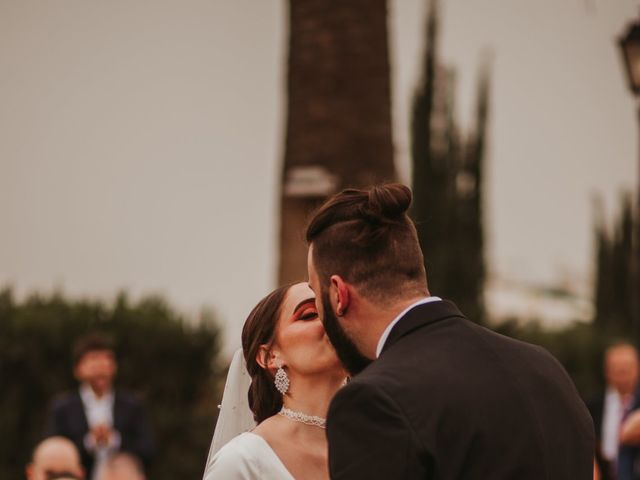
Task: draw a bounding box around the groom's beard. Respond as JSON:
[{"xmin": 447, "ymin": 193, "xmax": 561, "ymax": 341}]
[{"xmin": 321, "ymin": 291, "xmax": 372, "ymax": 376}]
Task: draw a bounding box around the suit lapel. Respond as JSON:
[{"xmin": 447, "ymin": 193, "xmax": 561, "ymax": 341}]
[
  {"xmin": 380, "ymin": 300, "xmax": 466, "ymax": 355},
  {"xmin": 592, "ymin": 393, "xmax": 605, "ymax": 438},
  {"xmin": 71, "ymin": 391, "xmax": 90, "ymax": 436},
  {"xmin": 113, "ymin": 391, "xmax": 124, "ymax": 433}
]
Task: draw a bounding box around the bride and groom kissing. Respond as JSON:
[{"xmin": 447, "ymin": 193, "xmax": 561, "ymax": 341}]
[{"xmin": 203, "ymin": 183, "xmax": 595, "ymax": 479}]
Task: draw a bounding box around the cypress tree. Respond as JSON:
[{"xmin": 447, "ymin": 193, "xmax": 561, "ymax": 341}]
[
  {"xmin": 593, "ymin": 197, "xmax": 614, "ymax": 330},
  {"xmin": 410, "ymin": 0, "xmax": 489, "ymax": 323},
  {"xmin": 593, "ymin": 193, "xmax": 636, "ymax": 335}
]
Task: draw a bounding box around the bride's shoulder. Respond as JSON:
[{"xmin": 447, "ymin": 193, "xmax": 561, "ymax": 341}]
[
  {"xmin": 251, "ymin": 415, "xmax": 284, "ymax": 438},
  {"xmin": 213, "ymin": 432, "xmax": 265, "ymax": 461},
  {"xmin": 205, "ymin": 431, "xmax": 292, "ymax": 480},
  {"xmin": 205, "ymin": 433, "xmax": 263, "ymax": 478},
  {"xmin": 249, "ymin": 415, "xmax": 296, "ymax": 453}
]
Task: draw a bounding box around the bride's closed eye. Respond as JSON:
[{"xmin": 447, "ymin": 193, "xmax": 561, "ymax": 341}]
[
  {"xmin": 298, "ymin": 307, "xmax": 318, "ymax": 321},
  {"xmin": 290, "ymin": 298, "xmax": 318, "ymax": 321}
]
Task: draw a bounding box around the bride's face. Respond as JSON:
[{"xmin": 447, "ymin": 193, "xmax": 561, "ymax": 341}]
[{"xmin": 272, "ymin": 282, "xmax": 343, "ymax": 377}]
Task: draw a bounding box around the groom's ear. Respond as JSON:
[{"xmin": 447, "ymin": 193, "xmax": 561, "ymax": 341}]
[{"xmin": 330, "ymin": 275, "xmax": 350, "ymax": 317}]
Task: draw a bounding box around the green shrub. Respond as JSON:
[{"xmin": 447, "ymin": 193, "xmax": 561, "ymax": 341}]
[{"xmin": 0, "ymin": 287, "xmax": 224, "ymax": 480}]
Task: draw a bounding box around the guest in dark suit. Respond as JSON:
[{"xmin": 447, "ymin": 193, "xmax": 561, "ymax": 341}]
[
  {"xmin": 587, "ymin": 342, "xmax": 640, "ymax": 480},
  {"xmin": 305, "ymin": 183, "xmax": 595, "ymax": 479},
  {"xmin": 619, "ymin": 402, "xmax": 640, "ymax": 480},
  {"xmin": 45, "ymin": 334, "xmax": 154, "ymax": 480}
]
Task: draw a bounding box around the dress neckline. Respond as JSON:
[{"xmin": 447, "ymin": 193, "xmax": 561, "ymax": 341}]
[{"xmin": 244, "ymin": 431, "xmax": 295, "ymax": 479}]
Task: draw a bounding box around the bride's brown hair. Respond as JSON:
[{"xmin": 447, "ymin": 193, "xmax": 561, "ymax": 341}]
[{"xmin": 241, "ymin": 283, "xmax": 294, "ymax": 423}]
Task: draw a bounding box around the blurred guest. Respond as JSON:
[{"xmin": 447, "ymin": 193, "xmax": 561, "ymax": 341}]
[
  {"xmin": 98, "ymin": 452, "xmax": 145, "ymax": 480},
  {"xmin": 45, "ymin": 334, "xmax": 154, "ymax": 480},
  {"xmin": 26, "ymin": 436, "xmax": 85, "ymax": 480},
  {"xmin": 587, "ymin": 342, "xmax": 640, "ymax": 479},
  {"xmin": 620, "ymin": 409, "xmax": 640, "ymax": 479},
  {"xmin": 616, "ymin": 376, "xmax": 640, "ymax": 479}
]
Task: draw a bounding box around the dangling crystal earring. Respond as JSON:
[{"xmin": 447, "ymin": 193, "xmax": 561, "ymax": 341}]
[{"xmin": 274, "ymin": 360, "xmax": 289, "ymax": 395}]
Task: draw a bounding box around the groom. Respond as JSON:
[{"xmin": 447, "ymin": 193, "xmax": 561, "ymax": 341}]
[{"xmin": 306, "ymin": 183, "xmax": 594, "ymax": 479}]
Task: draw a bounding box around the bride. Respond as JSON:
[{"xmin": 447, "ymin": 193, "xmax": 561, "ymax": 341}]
[{"xmin": 203, "ymin": 282, "xmax": 347, "ymax": 480}]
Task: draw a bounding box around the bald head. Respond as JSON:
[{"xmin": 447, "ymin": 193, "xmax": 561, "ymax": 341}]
[
  {"xmin": 99, "ymin": 453, "xmax": 145, "ymax": 480},
  {"xmin": 605, "ymin": 343, "xmax": 640, "ymax": 396},
  {"xmin": 26, "ymin": 437, "xmax": 84, "ymax": 480}
]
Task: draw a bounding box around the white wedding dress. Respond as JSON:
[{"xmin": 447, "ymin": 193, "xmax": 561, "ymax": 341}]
[
  {"xmin": 205, "ymin": 432, "xmax": 295, "ymax": 480},
  {"xmin": 202, "ymin": 349, "xmax": 295, "ymax": 479}
]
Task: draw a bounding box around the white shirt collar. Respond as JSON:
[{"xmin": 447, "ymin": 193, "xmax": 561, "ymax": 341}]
[
  {"xmin": 79, "ymin": 383, "xmax": 114, "ymax": 411},
  {"xmin": 375, "ymin": 296, "xmax": 442, "ymax": 358},
  {"xmin": 79, "ymin": 383, "xmax": 115, "ymax": 433}
]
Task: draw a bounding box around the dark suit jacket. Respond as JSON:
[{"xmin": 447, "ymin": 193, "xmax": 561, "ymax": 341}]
[
  {"xmin": 619, "ymin": 393, "xmax": 640, "ymax": 480},
  {"xmin": 45, "ymin": 389, "xmax": 154, "ymax": 477},
  {"xmin": 586, "ymin": 388, "xmax": 640, "ymax": 480},
  {"xmin": 586, "ymin": 392, "xmax": 613, "ymax": 480},
  {"xmin": 326, "ymin": 300, "xmax": 595, "ymax": 479}
]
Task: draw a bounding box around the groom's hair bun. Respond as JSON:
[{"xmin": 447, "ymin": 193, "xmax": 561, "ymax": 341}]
[
  {"xmin": 307, "ymin": 183, "xmax": 412, "ymax": 240},
  {"xmin": 306, "ymin": 183, "xmax": 427, "ymax": 302},
  {"xmin": 362, "ymin": 183, "xmax": 412, "ymax": 222}
]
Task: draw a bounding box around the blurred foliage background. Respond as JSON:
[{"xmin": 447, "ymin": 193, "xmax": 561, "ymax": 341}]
[{"xmin": 0, "ymin": 287, "xmax": 224, "ymax": 480}]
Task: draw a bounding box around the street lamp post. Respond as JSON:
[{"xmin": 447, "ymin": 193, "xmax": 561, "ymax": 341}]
[{"xmin": 619, "ymin": 18, "xmax": 640, "ymax": 339}]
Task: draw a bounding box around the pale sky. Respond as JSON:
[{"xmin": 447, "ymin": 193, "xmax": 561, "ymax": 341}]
[{"xmin": 1, "ymin": 0, "xmax": 638, "ymax": 353}]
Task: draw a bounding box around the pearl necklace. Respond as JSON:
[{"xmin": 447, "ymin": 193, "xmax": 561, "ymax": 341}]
[{"xmin": 278, "ymin": 407, "xmax": 326, "ymax": 429}]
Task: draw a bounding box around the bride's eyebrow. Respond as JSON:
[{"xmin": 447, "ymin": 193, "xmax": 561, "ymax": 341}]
[{"xmin": 292, "ymin": 298, "xmax": 316, "ymax": 314}]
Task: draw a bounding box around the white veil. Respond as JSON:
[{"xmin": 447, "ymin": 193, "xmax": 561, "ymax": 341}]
[{"xmin": 202, "ymin": 348, "xmax": 257, "ymax": 478}]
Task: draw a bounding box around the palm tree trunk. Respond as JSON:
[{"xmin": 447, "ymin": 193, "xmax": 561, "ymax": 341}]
[{"xmin": 278, "ymin": 0, "xmax": 396, "ymax": 284}]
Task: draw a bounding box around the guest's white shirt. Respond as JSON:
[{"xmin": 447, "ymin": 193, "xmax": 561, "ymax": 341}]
[
  {"xmin": 80, "ymin": 383, "xmax": 114, "ymax": 428},
  {"xmin": 79, "ymin": 384, "xmax": 121, "ymax": 480},
  {"xmin": 601, "ymin": 386, "xmax": 633, "ymax": 462},
  {"xmin": 375, "ymin": 296, "xmax": 442, "ymax": 358}
]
